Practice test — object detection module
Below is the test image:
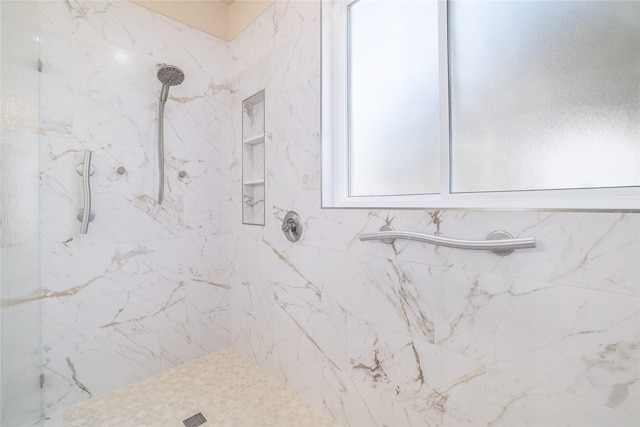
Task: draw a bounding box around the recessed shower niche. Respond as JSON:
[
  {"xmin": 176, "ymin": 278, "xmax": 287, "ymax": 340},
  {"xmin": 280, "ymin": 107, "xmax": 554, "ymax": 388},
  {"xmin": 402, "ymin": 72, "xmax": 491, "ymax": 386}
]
[{"xmin": 242, "ymin": 90, "xmax": 265, "ymax": 225}]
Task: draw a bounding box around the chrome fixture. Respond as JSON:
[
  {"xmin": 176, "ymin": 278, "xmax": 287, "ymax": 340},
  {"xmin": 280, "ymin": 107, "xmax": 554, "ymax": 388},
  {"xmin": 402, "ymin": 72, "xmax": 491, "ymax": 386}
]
[
  {"xmin": 156, "ymin": 64, "xmax": 185, "ymax": 204},
  {"xmin": 360, "ymin": 225, "xmax": 536, "ymax": 256},
  {"xmin": 76, "ymin": 150, "xmax": 95, "ymax": 234},
  {"xmin": 178, "ymin": 170, "xmax": 187, "ymax": 178},
  {"xmin": 282, "ymin": 211, "xmax": 303, "ymax": 243},
  {"xmin": 117, "ymin": 166, "xmax": 126, "ymax": 175}
]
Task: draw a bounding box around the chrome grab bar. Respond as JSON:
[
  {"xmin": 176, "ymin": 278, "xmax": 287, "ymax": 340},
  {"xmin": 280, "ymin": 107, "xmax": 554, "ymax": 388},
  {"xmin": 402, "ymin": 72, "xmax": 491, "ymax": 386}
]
[
  {"xmin": 76, "ymin": 150, "xmax": 95, "ymax": 234},
  {"xmin": 359, "ymin": 226, "xmax": 536, "ymax": 256}
]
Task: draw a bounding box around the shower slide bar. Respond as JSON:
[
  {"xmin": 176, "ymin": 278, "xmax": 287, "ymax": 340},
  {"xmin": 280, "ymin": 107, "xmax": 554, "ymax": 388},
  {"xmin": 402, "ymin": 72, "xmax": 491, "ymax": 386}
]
[
  {"xmin": 359, "ymin": 226, "xmax": 536, "ymax": 256},
  {"xmin": 76, "ymin": 150, "xmax": 95, "ymax": 234}
]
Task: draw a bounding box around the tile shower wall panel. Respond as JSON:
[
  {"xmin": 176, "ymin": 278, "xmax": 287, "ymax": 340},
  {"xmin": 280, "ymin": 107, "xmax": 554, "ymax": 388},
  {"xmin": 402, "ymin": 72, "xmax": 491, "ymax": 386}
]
[
  {"xmin": 37, "ymin": 0, "xmax": 231, "ymax": 416},
  {"xmin": 229, "ymin": 1, "xmax": 640, "ymax": 426}
]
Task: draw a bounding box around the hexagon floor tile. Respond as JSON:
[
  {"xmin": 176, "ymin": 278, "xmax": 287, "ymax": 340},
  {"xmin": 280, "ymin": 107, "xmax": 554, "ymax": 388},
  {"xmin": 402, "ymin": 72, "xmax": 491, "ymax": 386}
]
[{"xmin": 62, "ymin": 347, "xmax": 341, "ymax": 427}]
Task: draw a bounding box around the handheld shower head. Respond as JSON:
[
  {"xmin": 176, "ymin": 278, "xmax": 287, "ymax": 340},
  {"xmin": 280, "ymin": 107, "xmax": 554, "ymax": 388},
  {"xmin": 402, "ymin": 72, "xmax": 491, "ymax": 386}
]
[
  {"xmin": 157, "ymin": 64, "xmax": 185, "ymax": 87},
  {"xmin": 157, "ymin": 64, "xmax": 184, "ymax": 103},
  {"xmin": 156, "ymin": 64, "xmax": 184, "ymax": 204}
]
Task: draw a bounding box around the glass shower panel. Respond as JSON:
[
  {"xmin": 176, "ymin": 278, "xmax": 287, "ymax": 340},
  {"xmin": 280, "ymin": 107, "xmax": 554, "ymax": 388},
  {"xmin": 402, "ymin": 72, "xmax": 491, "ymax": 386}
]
[
  {"xmin": 348, "ymin": 0, "xmax": 440, "ymax": 196},
  {"xmin": 449, "ymin": 1, "xmax": 640, "ymax": 193},
  {"xmin": 1, "ymin": 1, "xmax": 43, "ymax": 426}
]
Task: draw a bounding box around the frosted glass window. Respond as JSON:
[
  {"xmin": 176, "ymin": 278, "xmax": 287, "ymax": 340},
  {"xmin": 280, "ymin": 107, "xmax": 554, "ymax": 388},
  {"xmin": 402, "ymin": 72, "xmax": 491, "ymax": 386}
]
[
  {"xmin": 348, "ymin": 0, "xmax": 440, "ymax": 196},
  {"xmin": 449, "ymin": 1, "xmax": 640, "ymax": 193}
]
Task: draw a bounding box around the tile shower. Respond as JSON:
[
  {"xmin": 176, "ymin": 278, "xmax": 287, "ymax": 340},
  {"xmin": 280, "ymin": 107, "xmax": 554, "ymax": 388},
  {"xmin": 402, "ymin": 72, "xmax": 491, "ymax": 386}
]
[{"xmin": 1, "ymin": 1, "xmax": 638, "ymax": 426}]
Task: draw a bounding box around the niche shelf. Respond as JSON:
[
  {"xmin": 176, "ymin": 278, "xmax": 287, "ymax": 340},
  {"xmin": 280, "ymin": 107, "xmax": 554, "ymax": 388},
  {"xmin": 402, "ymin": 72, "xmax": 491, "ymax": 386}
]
[{"xmin": 242, "ymin": 90, "xmax": 265, "ymax": 225}]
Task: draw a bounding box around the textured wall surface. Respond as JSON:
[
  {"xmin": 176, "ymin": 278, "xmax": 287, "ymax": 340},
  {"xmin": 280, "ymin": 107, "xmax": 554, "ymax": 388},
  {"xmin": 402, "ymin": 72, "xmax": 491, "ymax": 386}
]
[
  {"xmin": 229, "ymin": 2, "xmax": 640, "ymax": 426},
  {"xmin": 36, "ymin": 1, "xmax": 232, "ymax": 416}
]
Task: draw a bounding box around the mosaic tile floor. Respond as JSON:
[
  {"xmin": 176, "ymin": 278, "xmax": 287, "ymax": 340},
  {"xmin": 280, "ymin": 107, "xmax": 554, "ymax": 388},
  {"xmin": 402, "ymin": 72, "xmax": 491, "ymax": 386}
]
[{"xmin": 61, "ymin": 348, "xmax": 340, "ymax": 427}]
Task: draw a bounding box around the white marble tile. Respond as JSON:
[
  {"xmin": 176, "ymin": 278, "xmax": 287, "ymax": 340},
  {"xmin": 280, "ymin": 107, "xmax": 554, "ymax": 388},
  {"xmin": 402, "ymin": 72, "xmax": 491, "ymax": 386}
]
[
  {"xmin": 44, "ymin": 320, "xmax": 161, "ymax": 412},
  {"xmin": 230, "ymin": 4, "xmax": 275, "ymax": 75},
  {"xmin": 263, "ymin": 341, "xmax": 325, "ymax": 412},
  {"xmin": 40, "ymin": 136, "xmax": 155, "ymax": 196},
  {"xmin": 26, "ymin": 1, "xmax": 640, "ymax": 426},
  {"xmin": 228, "ymin": 3, "xmax": 640, "ymax": 427},
  {"xmin": 272, "ymin": 0, "xmax": 320, "ymax": 47},
  {"xmin": 283, "ymin": 246, "xmax": 438, "ymax": 344},
  {"xmin": 74, "ymin": 289, "xmax": 163, "ymax": 341},
  {"xmin": 261, "ymin": 22, "xmax": 321, "ymax": 99},
  {"xmin": 42, "ymin": 409, "xmax": 64, "ymax": 427},
  {"xmin": 43, "ymin": 332, "xmax": 161, "ymax": 414},
  {"xmin": 41, "ymin": 191, "xmax": 187, "ymax": 245},
  {"xmin": 265, "ymin": 82, "xmax": 321, "ymax": 193},
  {"xmin": 230, "ymin": 9, "xmax": 320, "ymax": 101},
  {"xmin": 434, "ymin": 271, "xmax": 640, "ymax": 418},
  {"xmin": 40, "ymin": 239, "xmax": 158, "ymax": 297},
  {"xmin": 487, "ymin": 367, "xmax": 639, "ymax": 426},
  {"xmin": 344, "ymin": 315, "xmax": 486, "ymax": 425},
  {"xmin": 488, "ymin": 212, "xmax": 640, "ymax": 296},
  {"xmin": 232, "ymin": 311, "xmax": 278, "ymax": 376},
  {"xmin": 130, "ymin": 281, "xmax": 230, "ymax": 369},
  {"xmin": 37, "ymin": 0, "xmax": 232, "ymax": 416},
  {"xmin": 157, "ymin": 236, "xmax": 229, "ymax": 285},
  {"xmin": 322, "ymin": 361, "xmax": 427, "ymax": 427},
  {"xmin": 42, "ymin": 357, "xmax": 92, "ymax": 418},
  {"xmin": 230, "ymin": 239, "xmax": 275, "ymax": 324}
]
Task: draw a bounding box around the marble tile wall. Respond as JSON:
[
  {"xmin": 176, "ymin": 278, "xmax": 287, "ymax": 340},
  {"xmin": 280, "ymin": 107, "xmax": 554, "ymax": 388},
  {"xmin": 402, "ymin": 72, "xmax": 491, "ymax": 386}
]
[
  {"xmin": 229, "ymin": 1, "xmax": 640, "ymax": 426},
  {"xmin": 3, "ymin": 0, "xmax": 638, "ymax": 425},
  {"xmin": 34, "ymin": 0, "xmax": 231, "ymax": 416}
]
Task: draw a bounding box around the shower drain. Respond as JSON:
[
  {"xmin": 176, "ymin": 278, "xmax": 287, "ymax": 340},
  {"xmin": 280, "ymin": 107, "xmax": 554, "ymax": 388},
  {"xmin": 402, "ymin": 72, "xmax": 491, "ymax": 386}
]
[{"xmin": 183, "ymin": 412, "xmax": 207, "ymax": 427}]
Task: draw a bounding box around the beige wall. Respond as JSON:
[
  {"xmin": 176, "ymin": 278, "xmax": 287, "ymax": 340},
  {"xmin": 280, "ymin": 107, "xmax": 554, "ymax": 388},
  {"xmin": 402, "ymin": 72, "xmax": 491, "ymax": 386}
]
[
  {"xmin": 228, "ymin": 1, "xmax": 274, "ymax": 40},
  {"xmin": 131, "ymin": 0, "xmax": 274, "ymax": 41}
]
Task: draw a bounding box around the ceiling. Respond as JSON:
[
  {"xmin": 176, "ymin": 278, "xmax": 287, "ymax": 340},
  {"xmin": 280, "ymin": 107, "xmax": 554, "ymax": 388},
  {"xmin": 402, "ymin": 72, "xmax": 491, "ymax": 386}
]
[{"xmin": 132, "ymin": 0, "xmax": 272, "ymax": 41}]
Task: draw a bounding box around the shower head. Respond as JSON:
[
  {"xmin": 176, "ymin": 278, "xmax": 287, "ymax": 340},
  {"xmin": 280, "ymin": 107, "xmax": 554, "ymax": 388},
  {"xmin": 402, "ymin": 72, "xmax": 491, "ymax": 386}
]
[
  {"xmin": 157, "ymin": 64, "xmax": 184, "ymax": 104},
  {"xmin": 157, "ymin": 64, "xmax": 185, "ymax": 86},
  {"xmin": 156, "ymin": 64, "xmax": 185, "ymax": 204}
]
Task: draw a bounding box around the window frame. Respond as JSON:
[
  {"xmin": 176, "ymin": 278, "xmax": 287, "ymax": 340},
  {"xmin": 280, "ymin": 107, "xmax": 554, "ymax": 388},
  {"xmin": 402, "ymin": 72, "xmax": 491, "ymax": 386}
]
[{"xmin": 321, "ymin": 0, "xmax": 640, "ymax": 212}]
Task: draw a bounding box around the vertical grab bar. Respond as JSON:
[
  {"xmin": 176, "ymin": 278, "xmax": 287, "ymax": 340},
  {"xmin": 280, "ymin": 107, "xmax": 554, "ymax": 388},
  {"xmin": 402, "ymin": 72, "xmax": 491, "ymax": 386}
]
[{"xmin": 76, "ymin": 150, "xmax": 94, "ymax": 234}]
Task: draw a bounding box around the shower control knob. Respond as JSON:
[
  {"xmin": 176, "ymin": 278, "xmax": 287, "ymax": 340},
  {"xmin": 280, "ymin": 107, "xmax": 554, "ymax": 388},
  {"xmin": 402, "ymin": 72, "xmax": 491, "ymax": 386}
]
[
  {"xmin": 178, "ymin": 171, "xmax": 187, "ymax": 178},
  {"xmin": 117, "ymin": 166, "xmax": 126, "ymax": 175},
  {"xmin": 282, "ymin": 211, "xmax": 303, "ymax": 243}
]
